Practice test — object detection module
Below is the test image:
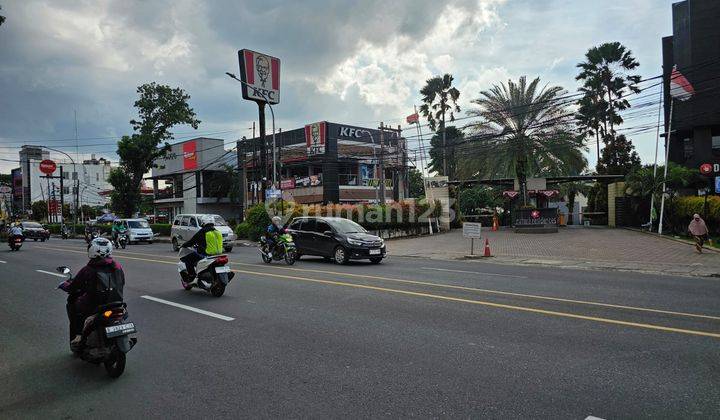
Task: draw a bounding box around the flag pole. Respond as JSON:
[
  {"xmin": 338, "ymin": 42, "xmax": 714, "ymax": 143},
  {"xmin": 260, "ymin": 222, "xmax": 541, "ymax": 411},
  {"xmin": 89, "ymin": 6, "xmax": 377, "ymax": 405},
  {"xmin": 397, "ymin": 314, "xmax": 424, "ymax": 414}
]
[
  {"xmin": 649, "ymin": 83, "xmax": 663, "ymax": 230},
  {"xmin": 658, "ymin": 97, "xmax": 674, "ymax": 236},
  {"xmin": 413, "ymin": 105, "xmax": 433, "ymax": 234}
]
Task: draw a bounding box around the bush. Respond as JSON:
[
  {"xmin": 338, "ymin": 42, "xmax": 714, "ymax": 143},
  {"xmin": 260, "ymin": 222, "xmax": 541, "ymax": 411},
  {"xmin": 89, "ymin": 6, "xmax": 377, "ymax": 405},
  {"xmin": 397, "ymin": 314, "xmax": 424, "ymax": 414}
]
[
  {"xmin": 235, "ymin": 221, "xmax": 250, "ymax": 239},
  {"xmin": 666, "ymin": 196, "xmax": 720, "ymax": 236},
  {"xmin": 244, "ymin": 204, "xmax": 271, "ymax": 241},
  {"xmin": 150, "ymin": 223, "xmax": 171, "ymax": 236}
]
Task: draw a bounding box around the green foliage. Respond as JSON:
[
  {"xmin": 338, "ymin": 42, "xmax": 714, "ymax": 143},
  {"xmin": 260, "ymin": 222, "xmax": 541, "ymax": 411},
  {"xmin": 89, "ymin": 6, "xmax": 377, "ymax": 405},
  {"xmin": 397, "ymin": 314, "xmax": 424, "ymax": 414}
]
[
  {"xmin": 408, "ymin": 168, "xmax": 424, "ymax": 198},
  {"xmin": 428, "ymin": 126, "xmax": 463, "ymax": 178},
  {"xmin": 625, "ymin": 163, "xmax": 706, "ymax": 200},
  {"xmin": 597, "ymin": 134, "xmax": 640, "ymax": 176},
  {"xmin": 0, "ymin": 174, "xmax": 10, "ymax": 184},
  {"xmin": 419, "ymin": 74, "xmax": 460, "ymax": 132},
  {"xmin": 463, "ymin": 76, "xmax": 587, "ymax": 204},
  {"xmin": 234, "ymin": 221, "xmax": 251, "ymax": 239},
  {"xmin": 457, "ymin": 186, "xmax": 501, "ymax": 215},
  {"xmin": 666, "ymin": 196, "xmax": 720, "ymax": 236},
  {"xmin": 244, "ymin": 204, "xmax": 272, "ymax": 241},
  {"xmin": 206, "ymin": 164, "xmax": 242, "ymax": 203},
  {"xmin": 558, "ymin": 181, "xmax": 591, "ymax": 225},
  {"xmin": 150, "ymin": 223, "xmax": 171, "ymax": 236},
  {"xmin": 109, "ymin": 83, "xmax": 200, "ymax": 217},
  {"xmin": 31, "ymin": 200, "xmax": 47, "ymax": 221}
]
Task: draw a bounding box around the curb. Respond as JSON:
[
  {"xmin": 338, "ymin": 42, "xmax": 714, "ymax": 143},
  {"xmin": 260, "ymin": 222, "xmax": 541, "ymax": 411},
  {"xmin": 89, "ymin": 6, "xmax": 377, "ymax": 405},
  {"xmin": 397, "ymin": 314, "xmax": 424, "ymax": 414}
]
[{"xmin": 623, "ymin": 227, "xmax": 720, "ymax": 255}]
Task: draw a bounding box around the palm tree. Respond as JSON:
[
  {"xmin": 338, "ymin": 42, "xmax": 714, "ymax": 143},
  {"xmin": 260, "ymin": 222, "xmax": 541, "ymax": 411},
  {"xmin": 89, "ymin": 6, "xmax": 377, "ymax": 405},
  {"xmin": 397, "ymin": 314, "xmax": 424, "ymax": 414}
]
[
  {"xmin": 558, "ymin": 181, "xmax": 590, "ymax": 225},
  {"xmin": 576, "ymin": 42, "xmax": 641, "ymax": 137},
  {"xmin": 462, "ymin": 76, "xmax": 587, "ymax": 205},
  {"xmin": 419, "ymin": 74, "xmax": 460, "ymax": 177}
]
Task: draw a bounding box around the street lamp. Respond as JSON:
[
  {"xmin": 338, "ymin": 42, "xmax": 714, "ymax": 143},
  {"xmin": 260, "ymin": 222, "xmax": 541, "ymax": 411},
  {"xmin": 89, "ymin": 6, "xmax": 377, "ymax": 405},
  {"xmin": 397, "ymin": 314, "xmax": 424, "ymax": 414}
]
[
  {"xmin": 225, "ymin": 72, "xmax": 278, "ymax": 187},
  {"xmin": 42, "ymin": 146, "xmax": 78, "ymax": 235}
]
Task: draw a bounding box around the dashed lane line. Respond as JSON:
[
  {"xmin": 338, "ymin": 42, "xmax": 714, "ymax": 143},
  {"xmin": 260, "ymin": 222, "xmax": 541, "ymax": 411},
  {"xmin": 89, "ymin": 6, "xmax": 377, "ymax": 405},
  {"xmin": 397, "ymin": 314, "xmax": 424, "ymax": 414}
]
[
  {"xmin": 35, "ymin": 269, "xmax": 67, "ymax": 278},
  {"xmin": 140, "ymin": 295, "xmax": 234, "ymax": 321}
]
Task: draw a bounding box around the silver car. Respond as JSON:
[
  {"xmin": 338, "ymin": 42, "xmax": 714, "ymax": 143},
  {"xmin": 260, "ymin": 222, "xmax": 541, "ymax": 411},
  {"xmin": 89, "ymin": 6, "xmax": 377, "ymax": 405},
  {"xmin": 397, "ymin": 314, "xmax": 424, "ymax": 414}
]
[{"xmin": 170, "ymin": 214, "xmax": 235, "ymax": 253}]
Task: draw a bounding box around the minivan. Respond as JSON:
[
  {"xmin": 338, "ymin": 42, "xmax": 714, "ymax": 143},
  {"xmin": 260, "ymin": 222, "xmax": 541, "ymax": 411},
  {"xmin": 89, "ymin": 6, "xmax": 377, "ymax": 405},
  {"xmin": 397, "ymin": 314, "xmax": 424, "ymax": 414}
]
[
  {"xmin": 171, "ymin": 214, "xmax": 235, "ymax": 252},
  {"xmin": 117, "ymin": 218, "xmax": 155, "ymax": 244}
]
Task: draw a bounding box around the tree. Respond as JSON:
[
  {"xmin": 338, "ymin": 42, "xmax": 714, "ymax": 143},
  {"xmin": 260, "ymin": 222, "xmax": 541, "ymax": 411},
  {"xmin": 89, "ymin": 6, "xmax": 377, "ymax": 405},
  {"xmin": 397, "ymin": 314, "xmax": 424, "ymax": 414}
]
[
  {"xmin": 31, "ymin": 201, "xmax": 47, "ymax": 222},
  {"xmin": 0, "ymin": 5, "xmax": 6, "ymax": 27},
  {"xmin": 109, "ymin": 83, "xmax": 200, "ymax": 217},
  {"xmin": 576, "ymin": 42, "xmax": 641, "ymax": 168},
  {"xmin": 0, "ymin": 173, "xmax": 10, "ymax": 184},
  {"xmin": 463, "ymin": 76, "xmax": 587, "ymax": 205},
  {"xmin": 558, "ymin": 181, "xmax": 590, "ymax": 225},
  {"xmin": 408, "ymin": 168, "xmax": 424, "ymax": 198},
  {"xmin": 596, "ymin": 134, "xmax": 640, "ymax": 176},
  {"xmin": 207, "ymin": 164, "xmax": 242, "ymax": 203},
  {"xmin": 428, "ymin": 126, "xmax": 463, "ymax": 178},
  {"xmin": 419, "ymin": 74, "xmax": 460, "ymax": 177},
  {"xmin": 457, "ymin": 186, "xmax": 502, "ymax": 216}
]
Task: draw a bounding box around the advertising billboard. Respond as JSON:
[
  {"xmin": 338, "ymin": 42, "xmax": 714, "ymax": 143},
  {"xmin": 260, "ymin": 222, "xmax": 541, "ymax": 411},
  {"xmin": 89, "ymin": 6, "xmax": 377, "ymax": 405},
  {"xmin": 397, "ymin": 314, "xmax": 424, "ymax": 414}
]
[
  {"xmin": 238, "ymin": 49, "xmax": 281, "ymax": 105},
  {"xmin": 305, "ymin": 121, "xmax": 327, "ymax": 156},
  {"xmin": 183, "ymin": 140, "xmax": 198, "ymax": 170}
]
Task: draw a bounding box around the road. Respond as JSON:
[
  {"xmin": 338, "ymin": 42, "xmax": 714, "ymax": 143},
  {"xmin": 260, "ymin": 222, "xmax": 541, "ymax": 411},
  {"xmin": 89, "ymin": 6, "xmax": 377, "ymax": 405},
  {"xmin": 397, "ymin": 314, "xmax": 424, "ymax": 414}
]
[{"xmin": 1, "ymin": 239, "xmax": 719, "ymax": 418}]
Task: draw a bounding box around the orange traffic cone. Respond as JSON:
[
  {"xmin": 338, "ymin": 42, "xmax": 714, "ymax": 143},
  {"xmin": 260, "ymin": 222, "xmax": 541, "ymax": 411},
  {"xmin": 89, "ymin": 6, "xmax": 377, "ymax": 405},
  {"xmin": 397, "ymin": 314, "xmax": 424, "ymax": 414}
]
[
  {"xmin": 483, "ymin": 238, "xmax": 492, "ymax": 257},
  {"xmin": 492, "ymin": 215, "xmax": 499, "ymax": 231}
]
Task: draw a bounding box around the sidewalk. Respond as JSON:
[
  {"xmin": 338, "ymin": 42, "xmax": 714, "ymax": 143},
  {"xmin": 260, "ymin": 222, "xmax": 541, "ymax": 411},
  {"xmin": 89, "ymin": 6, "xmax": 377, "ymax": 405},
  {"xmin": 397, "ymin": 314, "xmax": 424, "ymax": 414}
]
[{"xmin": 388, "ymin": 227, "xmax": 720, "ymax": 278}]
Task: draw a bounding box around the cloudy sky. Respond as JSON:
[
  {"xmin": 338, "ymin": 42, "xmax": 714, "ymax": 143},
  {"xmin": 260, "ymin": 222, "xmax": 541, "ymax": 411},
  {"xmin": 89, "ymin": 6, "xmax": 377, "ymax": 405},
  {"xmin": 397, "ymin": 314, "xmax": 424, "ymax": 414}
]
[{"xmin": 0, "ymin": 0, "xmax": 675, "ymax": 174}]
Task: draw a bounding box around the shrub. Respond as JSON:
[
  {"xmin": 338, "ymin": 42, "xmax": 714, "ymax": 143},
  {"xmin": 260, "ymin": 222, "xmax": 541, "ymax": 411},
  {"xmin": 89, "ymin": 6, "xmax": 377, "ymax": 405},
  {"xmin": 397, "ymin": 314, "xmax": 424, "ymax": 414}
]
[
  {"xmin": 244, "ymin": 204, "xmax": 271, "ymax": 241},
  {"xmin": 666, "ymin": 196, "xmax": 720, "ymax": 236},
  {"xmin": 235, "ymin": 221, "xmax": 250, "ymax": 239},
  {"xmin": 150, "ymin": 223, "xmax": 171, "ymax": 236}
]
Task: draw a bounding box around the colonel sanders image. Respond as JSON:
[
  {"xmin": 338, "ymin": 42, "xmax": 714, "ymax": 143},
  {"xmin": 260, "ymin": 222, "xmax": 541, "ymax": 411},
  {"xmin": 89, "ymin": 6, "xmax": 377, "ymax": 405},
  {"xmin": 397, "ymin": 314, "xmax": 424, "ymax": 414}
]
[
  {"xmin": 256, "ymin": 55, "xmax": 270, "ymax": 88},
  {"xmin": 311, "ymin": 123, "xmax": 320, "ymax": 146}
]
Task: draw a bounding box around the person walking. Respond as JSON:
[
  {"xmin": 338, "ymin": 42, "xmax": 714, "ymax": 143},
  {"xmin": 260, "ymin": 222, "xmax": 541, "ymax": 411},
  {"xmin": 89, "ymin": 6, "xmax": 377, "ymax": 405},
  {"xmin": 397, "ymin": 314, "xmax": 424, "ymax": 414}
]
[{"xmin": 688, "ymin": 213, "xmax": 709, "ymax": 253}]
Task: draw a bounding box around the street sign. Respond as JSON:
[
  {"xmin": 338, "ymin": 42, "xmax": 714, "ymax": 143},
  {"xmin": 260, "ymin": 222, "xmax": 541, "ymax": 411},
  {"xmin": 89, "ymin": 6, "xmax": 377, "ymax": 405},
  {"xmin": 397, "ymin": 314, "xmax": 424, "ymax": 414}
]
[
  {"xmin": 715, "ymin": 176, "xmax": 720, "ymax": 194},
  {"xmin": 463, "ymin": 222, "xmax": 482, "ymax": 238},
  {"xmin": 39, "ymin": 159, "xmax": 57, "ymax": 175},
  {"xmin": 265, "ymin": 187, "xmax": 281, "ymax": 200}
]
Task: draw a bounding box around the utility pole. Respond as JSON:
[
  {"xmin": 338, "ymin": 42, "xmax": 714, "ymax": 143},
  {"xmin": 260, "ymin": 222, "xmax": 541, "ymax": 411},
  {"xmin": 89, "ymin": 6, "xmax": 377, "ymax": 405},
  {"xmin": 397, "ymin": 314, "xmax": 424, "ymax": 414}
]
[
  {"xmin": 74, "ymin": 110, "xmax": 79, "ymax": 233},
  {"xmin": 379, "ymin": 122, "xmax": 386, "ymax": 203},
  {"xmin": 59, "ymin": 166, "xmax": 64, "ymax": 229},
  {"xmin": 441, "ymin": 110, "xmax": 447, "ymax": 176}
]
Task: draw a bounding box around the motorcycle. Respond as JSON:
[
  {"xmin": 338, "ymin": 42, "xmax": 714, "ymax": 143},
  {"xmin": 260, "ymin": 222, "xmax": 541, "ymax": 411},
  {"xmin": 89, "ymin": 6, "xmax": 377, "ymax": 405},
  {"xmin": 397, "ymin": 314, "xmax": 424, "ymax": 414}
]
[
  {"xmin": 260, "ymin": 233, "xmax": 297, "ymax": 265},
  {"xmin": 55, "ymin": 266, "xmax": 137, "ymax": 378},
  {"xmin": 115, "ymin": 232, "xmax": 128, "ymax": 249},
  {"xmin": 85, "ymin": 230, "xmax": 100, "ymax": 244},
  {"xmin": 8, "ymin": 234, "xmax": 23, "ymax": 251},
  {"xmin": 177, "ymin": 247, "xmax": 235, "ymax": 297}
]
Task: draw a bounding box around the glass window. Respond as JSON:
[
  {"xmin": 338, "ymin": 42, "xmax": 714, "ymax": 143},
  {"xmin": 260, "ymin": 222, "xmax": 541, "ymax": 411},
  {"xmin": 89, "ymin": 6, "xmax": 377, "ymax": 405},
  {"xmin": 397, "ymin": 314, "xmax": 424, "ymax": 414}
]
[
  {"xmin": 180, "ymin": 216, "xmax": 190, "ymax": 226},
  {"xmin": 22, "ymin": 222, "xmax": 42, "ymax": 228},
  {"xmin": 173, "ymin": 217, "xmax": 181, "ymax": 226},
  {"xmin": 302, "ymin": 219, "xmax": 316, "ymax": 232},
  {"xmin": 96, "ymin": 173, "xmax": 100, "ymax": 181},
  {"xmin": 209, "ymin": 215, "xmax": 227, "ymax": 226},
  {"xmin": 189, "ymin": 217, "xmax": 198, "ymax": 227},
  {"xmin": 712, "ymin": 136, "xmax": 720, "ymax": 150},
  {"xmin": 327, "ymin": 218, "xmax": 366, "ymax": 234},
  {"xmin": 315, "ymin": 221, "xmax": 332, "ymax": 233},
  {"xmin": 129, "ymin": 220, "xmax": 150, "ymax": 229},
  {"xmin": 683, "ymin": 138, "xmax": 693, "ymax": 159},
  {"xmin": 62, "ymin": 172, "xmax": 69, "ymax": 180},
  {"xmin": 289, "ymin": 219, "xmax": 303, "ymax": 230},
  {"xmin": 72, "ymin": 172, "xmax": 78, "ymax": 180}
]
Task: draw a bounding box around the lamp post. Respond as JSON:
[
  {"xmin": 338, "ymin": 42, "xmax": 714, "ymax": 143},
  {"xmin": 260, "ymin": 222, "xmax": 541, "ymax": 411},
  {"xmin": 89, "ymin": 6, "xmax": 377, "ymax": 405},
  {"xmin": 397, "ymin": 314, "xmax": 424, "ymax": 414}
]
[
  {"xmin": 225, "ymin": 72, "xmax": 277, "ymax": 188},
  {"xmin": 42, "ymin": 146, "xmax": 78, "ymax": 236}
]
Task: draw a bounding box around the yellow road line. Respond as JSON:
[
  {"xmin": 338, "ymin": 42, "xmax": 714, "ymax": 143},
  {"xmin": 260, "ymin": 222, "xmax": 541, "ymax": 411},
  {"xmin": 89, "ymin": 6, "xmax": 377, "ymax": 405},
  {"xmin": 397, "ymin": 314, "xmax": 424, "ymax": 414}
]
[
  {"xmin": 36, "ymin": 245, "xmax": 720, "ymax": 339},
  {"xmin": 36, "ymin": 244, "xmax": 720, "ymax": 322}
]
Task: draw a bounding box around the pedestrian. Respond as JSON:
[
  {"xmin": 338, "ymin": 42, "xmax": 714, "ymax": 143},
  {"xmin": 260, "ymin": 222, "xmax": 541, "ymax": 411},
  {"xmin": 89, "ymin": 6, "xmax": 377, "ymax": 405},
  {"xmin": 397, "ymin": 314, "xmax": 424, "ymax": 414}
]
[{"xmin": 688, "ymin": 213, "xmax": 709, "ymax": 254}]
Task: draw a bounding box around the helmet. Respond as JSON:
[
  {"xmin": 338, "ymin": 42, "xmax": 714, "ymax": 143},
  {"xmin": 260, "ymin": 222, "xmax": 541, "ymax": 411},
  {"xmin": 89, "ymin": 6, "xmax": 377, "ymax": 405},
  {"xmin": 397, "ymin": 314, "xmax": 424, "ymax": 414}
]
[
  {"xmin": 199, "ymin": 215, "xmax": 215, "ymax": 227},
  {"xmin": 88, "ymin": 237, "xmax": 113, "ymax": 259},
  {"xmin": 272, "ymin": 216, "xmax": 282, "ymax": 226}
]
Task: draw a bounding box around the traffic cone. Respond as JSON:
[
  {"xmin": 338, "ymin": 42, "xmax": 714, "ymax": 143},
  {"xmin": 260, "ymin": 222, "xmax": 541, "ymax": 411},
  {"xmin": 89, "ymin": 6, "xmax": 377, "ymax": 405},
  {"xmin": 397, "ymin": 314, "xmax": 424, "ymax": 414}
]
[
  {"xmin": 492, "ymin": 215, "xmax": 499, "ymax": 231},
  {"xmin": 483, "ymin": 238, "xmax": 492, "ymax": 257}
]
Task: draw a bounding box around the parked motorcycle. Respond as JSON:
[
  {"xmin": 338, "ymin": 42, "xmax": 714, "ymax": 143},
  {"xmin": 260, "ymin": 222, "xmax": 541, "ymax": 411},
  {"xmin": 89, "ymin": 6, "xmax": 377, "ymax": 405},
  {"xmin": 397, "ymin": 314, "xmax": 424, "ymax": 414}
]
[
  {"xmin": 8, "ymin": 234, "xmax": 23, "ymax": 251},
  {"xmin": 260, "ymin": 233, "xmax": 297, "ymax": 265},
  {"xmin": 177, "ymin": 248, "xmax": 235, "ymax": 297},
  {"xmin": 56, "ymin": 266, "xmax": 137, "ymax": 378}
]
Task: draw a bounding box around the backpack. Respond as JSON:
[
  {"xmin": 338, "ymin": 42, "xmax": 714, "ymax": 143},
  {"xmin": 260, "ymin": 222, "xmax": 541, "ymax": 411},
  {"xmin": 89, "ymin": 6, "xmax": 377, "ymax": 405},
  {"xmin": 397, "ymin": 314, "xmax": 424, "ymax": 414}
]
[{"xmin": 92, "ymin": 265, "xmax": 125, "ymax": 304}]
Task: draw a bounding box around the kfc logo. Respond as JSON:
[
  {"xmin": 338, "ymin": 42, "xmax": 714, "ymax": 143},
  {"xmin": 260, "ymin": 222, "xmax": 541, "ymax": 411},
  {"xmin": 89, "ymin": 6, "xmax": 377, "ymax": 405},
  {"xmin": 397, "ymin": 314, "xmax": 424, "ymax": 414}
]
[
  {"xmin": 255, "ymin": 55, "xmax": 270, "ymax": 88},
  {"xmin": 305, "ymin": 122, "xmax": 327, "ymax": 156},
  {"xmin": 531, "ymin": 210, "xmax": 540, "ymax": 219},
  {"xmin": 238, "ymin": 49, "xmax": 281, "ymax": 105},
  {"xmin": 700, "ymin": 163, "xmax": 719, "ymax": 175}
]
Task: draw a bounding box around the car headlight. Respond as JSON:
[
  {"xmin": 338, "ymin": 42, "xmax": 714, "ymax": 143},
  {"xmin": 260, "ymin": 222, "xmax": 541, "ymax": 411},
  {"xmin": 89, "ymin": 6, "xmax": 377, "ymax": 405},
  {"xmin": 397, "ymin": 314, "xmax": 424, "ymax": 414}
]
[{"xmin": 347, "ymin": 238, "xmax": 364, "ymax": 246}]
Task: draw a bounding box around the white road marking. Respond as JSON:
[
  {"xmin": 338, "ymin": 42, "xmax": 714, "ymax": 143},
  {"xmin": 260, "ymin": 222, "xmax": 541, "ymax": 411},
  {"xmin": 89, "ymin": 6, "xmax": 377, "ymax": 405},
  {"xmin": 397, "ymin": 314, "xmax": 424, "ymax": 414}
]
[
  {"xmin": 140, "ymin": 295, "xmax": 234, "ymax": 321},
  {"xmin": 421, "ymin": 267, "xmax": 526, "ymax": 278},
  {"xmin": 585, "ymin": 416, "xmax": 605, "ymax": 420},
  {"xmin": 0, "ymin": 260, "xmax": 6, "ymax": 263},
  {"xmin": 36, "ymin": 269, "xmax": 67, "ymax": 278}
]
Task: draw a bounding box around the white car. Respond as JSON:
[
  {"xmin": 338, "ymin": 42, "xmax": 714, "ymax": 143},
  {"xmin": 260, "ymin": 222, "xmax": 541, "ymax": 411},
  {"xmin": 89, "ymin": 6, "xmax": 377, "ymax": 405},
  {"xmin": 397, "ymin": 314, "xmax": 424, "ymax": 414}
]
[
  {"xmin": 171, "ymin": 214, "xmax": 235, "ymax": 253},
  {"xmin": 117, "ymin": 218, "xmax": 155, "ymax": 244}
]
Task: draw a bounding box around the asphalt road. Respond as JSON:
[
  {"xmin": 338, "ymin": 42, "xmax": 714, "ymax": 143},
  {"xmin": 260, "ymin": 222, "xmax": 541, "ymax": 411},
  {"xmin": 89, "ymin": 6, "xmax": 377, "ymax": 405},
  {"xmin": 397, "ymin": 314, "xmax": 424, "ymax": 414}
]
[{"xmin": 1, "ymin": 238, "xmax": 719, "ymax": 418}]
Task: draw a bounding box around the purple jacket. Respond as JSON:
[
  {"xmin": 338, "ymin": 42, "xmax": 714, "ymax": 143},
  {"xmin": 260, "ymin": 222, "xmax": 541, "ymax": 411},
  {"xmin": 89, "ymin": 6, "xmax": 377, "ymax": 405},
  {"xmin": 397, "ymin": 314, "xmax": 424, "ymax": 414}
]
[{"xmin": 61, "ymin": 258, "xmax": 124, "ymax": 313}]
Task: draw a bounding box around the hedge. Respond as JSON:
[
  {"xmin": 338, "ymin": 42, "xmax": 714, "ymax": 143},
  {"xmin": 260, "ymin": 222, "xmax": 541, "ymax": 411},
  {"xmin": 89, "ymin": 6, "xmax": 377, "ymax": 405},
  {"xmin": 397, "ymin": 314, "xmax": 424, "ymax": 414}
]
[
  {"xmin": 665, "ymin": 196, "xmax": 720, "ymax": 236},
  {"xmin": 235, "ymin": 200, "xmax": 442, "ymax": 241},
  {"xmin": 43, "ymin": 223, "xmax": 172, "ymax": 236}
]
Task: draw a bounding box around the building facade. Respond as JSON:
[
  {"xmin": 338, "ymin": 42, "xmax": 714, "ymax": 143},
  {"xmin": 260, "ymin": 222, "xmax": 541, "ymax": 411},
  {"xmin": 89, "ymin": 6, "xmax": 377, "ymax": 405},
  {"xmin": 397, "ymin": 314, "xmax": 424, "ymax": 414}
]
[
  {"xmin": 150, "ymin": 137, "xmax": 239, "ymax": 222},
  {"xmin": 237, "ymin": 121, "xmax": 408, "ymax": 205},
  {"xmin": 663, "ymin": 0, "xmax": 720, "ymax": 172}
]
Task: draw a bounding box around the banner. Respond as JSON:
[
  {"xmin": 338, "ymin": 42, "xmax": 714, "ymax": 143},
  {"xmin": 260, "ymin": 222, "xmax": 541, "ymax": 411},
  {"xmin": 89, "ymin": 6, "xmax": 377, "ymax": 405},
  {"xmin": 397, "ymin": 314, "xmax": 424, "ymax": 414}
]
[
  {"xmin": 238, "ymin": 49, "xmax": 281, "ymax": 104},
  {"xmin": 305, "ymin": 122, "xmax": 327, "ymax": 156},
  {"xmin": 183, "ymin": 140, "xmax": 198, "ymax": 170}
]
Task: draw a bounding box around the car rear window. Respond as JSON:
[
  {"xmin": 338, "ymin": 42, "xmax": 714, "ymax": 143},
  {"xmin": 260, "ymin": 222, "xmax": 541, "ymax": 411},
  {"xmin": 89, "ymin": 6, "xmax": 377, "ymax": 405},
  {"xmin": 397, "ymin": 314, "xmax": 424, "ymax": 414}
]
[
  {"xmin": 129, "ymin": 220, "xmax": 150, "ymax": 229},
  {"xmin": 23, "ymin": 222, "xmax": 42, "ymax": 228},
  {"xmin": 181, "ymin": 216, "xmax": 190, "ymax": 226}
]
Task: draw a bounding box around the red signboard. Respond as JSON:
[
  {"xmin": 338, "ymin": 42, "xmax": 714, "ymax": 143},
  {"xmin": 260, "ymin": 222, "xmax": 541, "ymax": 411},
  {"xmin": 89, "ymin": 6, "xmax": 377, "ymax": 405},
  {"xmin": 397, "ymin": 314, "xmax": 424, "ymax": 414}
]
[
  {"xmin": 700, "ymin": 163, "xmax": 719, "ymax": 175},
  {"xmin": 39, "ymin": 159, "xmax": 57, "ymax": 175},
  {"xmin": 280, "ymin": 178, "xmax": 296, "ymax": 190},
  {"xmin": 183, "ymin": 141, "xmax": 198, "ymax": 170},
  {"xmin": 238, "ymin": 49, "xmax": 281, "ymax": 104},
  {"xmin": 305, "ymin": 121, "xmax": 327, "ymax": 156}
]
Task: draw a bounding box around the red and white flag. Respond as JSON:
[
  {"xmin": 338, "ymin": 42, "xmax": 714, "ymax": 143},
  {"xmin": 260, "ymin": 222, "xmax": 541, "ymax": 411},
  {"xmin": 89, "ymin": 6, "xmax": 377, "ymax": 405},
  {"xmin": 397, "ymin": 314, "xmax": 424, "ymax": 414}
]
[
  {"xmin": 669, "ymin": 66, "xmax": 694, "ymax": 101},
  {"xmin": 406, "ymin": 112, "xmax": 419, "ymax": 124}
]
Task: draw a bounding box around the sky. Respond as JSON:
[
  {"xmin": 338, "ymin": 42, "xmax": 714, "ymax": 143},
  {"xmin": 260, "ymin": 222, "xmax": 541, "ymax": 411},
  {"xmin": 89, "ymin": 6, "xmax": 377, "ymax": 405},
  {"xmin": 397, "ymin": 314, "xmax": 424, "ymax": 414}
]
[{"xmin": 0, "ymin": 0, "xmax": 677, "ymax": 175}]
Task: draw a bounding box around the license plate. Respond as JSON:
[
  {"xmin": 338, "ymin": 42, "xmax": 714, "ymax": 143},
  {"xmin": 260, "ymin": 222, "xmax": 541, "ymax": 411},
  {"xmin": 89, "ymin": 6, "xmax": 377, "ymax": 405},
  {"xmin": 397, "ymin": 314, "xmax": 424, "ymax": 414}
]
[
  {"xmin": 105, "ymin": 322, "xmax": 136, "ymax": 337},
  {"xmin": 369, "ymin": 249, "xmax": 381, "ymax": 255},
  {"xmin": 215, "ymin": 266, "xmax": 231, "ymax": 273}
]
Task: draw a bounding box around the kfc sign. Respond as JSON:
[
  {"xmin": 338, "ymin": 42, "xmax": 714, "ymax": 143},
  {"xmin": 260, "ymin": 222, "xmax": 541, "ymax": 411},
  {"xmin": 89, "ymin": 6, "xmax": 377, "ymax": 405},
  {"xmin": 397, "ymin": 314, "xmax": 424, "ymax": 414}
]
[
  {"xmin": 700, "ymin": 163, "xmax": 720, "ymax": 175},
  {"xmin": 238, "ymin": 49, "xmax": 280, "ymax": 105},
  {"xmin": 305, "ymin": 121, "xmax": 327, "ymax": 156},
  {"xmin": 183, "ymin": 140, "xmax": 198, "ymax": 170}
]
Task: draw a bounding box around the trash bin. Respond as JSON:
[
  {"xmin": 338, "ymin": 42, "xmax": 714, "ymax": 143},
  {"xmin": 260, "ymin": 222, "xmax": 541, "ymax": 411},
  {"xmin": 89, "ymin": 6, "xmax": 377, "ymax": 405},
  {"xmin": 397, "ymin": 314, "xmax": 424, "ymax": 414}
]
[{"xmin": 559, "ymin": 213, "xmax": 566, "ymax": 226}]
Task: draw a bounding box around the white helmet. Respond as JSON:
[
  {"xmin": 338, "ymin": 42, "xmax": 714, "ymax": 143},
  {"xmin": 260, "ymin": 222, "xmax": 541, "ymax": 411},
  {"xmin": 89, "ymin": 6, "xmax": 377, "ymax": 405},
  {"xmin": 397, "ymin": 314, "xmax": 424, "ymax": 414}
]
[
  {"xmin": 199, "ymin": 215, "xmax": 216, "ymax": 227},
  {"xmin": 272, "ymin": 216, "xmax": 282, "ymax": 226},
  {"xmin": 88, "ymin": 237, "xmax": 113, "ymax": 259}
]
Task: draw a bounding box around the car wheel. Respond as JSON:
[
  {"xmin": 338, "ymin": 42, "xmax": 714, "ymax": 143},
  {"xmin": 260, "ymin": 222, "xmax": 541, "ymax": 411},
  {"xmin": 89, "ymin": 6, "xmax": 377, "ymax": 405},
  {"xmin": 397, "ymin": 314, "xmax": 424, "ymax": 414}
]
[
  {"xmin": 224, "ymin": 246, "xmax": 233, "ymax": 253},
  {"xmin": 41, "ymin": 238, "xmax": 46, "ymax": 242},
  {"xmin": 172, "ymin": 237, "xmax": 179, "ymax": 252},
  {"xmin": 369, "ymin": 257, "xmax": 383, "ymax": 264},
  {"xmin": 148, "ymin": 241, "xmax": 153, "ymax": 245},
  {"xmin": 334, "ymin": 246, "xmax": 348, "ymax": 265}
]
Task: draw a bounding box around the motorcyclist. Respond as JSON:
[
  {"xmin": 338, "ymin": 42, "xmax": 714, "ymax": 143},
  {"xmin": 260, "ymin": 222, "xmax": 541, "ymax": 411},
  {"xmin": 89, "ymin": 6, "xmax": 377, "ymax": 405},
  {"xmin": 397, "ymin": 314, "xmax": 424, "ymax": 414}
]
[
  {"xmin": 111, "ymin": 220, "xmax": 127, "ymax": 247},
  {"xmin": 8, "ymin": 223, "xmax": 23, "ymax": 245},
  {"xmin": 265, "ymin": 216, "xmax": 285, "ymax": 258},
  {"xmin": 180, "ymin": 216, "xmax": 224, "ymax": 281},
  {"xmin": 58, "ymin": 237, "xmax": 125, "ymax": 349},
  {"xmin": 84, "ymin": 221, "xmax": 96, "ymax": 243}
]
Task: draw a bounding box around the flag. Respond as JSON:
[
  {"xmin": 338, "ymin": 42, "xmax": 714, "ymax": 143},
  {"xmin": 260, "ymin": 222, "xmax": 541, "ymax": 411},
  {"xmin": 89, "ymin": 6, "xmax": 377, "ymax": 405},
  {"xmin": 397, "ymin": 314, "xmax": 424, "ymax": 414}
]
[
  {"xmin": 406, "ymin": 112, "xmax": 419, "ymax": 124},
  {"xmin": 669, "ymin": 66, "xmax": 694, "ymax": 101}
]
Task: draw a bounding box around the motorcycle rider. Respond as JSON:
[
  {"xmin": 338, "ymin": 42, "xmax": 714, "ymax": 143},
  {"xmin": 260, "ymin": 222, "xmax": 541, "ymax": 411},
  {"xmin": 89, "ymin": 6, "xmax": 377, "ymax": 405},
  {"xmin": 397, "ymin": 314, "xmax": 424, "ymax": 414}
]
[
  {"xmin": 180, "ymin": 216, "xmax": 224, "ymax": 281},
  {"xmin": 265, "ymin": 216, "xmax": 285, "ymax": 258},
  {"xmin": 111, "ymin": 220, "xmax": 127, "ymax": 247},
  {"xmin": 8, "ymin": 222, "xmax": 23, "ymax": 246},
  {"xmin": 59, "ymin": 237, "xmax": 125, "ymax": 349}
]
